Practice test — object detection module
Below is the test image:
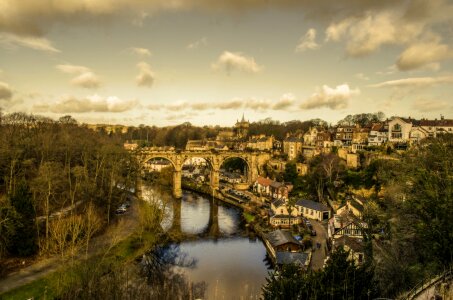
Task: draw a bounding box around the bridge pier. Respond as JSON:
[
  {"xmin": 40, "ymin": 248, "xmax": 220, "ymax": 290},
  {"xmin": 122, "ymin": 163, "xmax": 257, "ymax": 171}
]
[
  {"xmin": 173, "ymin": 170, "xmax": 182, "ymax": 198},
  {"xmin": 210, "ymin": 168, "xmax": 220, "ymax": 195}
]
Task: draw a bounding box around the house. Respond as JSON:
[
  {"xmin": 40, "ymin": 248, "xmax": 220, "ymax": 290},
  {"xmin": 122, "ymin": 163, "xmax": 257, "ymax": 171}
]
[
  {"xmin": 296, "ymin": 163, "xmax": 308, "ymax": 176},
  {"xmin": 333, "ymin": 235, "xmax": 365, "ymax": 265},
  {"xmin": 253, "ymin": 177, "xmax": 273, "ymax": 196},
  {"xmin": 337, "ymin": 195, "xmax": 367, "ymax": 219},
  {"xmin": 335, "ymin": 126, "xmax": 355, "ymax": 146},
  {"xmin": 270, "ymin": 181, "xmax": 293, "ymax": 200},
  {"xmin": 368, "ymin": 123, "xmax": 388, "ymax": 146},
  {"xmin": 270, "ymin": 199, "xmax": 299, "ymax": 227},
  {"xmin": 328, "ymin": 213, "xmax": 367, "ymax": 240},
  {"xmin": 264, "ymin": 229, "xmax": 302, "ymax": 259},
  {"xmin": 303, "ymin": 127, "xmax": 319, "ymax": 146},
  {"xmin": 388, "ymin": 117, "xmax": 413, "ymax": 143},
  {"xmin": 247, "ymin": 135, "xmax": 274, "ymax": 151},
  {"xmin": 123, "ymin": 142, "xmax": 138, "ymax": 151},
  {"xmin": 276, "ymin": 252, "xmax": 310, "ymax": 269},
  {"xmin": 295, "ymin": 199, "xmax": 331, "ymax": 221},
  {"xmin": 352, "ymin": 125, "xmax": 370, "ymax": 145},
  {"xmin": 316, "ymin": 132, "xmax": 332, "ymax": 148},
  {"xmin": 283, "ymin": 136, "xmax": 303, "ymax": 160}
]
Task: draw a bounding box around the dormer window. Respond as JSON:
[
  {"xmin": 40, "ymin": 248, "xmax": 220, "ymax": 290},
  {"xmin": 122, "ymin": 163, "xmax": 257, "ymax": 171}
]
[{"xmin": 393, "ymin": 124, "xmax": 401, "ymax": 131}]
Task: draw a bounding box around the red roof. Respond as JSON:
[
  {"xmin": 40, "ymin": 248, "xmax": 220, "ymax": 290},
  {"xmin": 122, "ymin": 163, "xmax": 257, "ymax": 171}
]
[{"xmin": 256, "ymin": 177, "xmax": 273, "ymax": 186}]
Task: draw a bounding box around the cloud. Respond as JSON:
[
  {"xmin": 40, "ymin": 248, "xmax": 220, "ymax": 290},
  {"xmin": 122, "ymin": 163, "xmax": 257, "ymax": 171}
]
[
  {"xmin": 370, "ymin": 76, "xmax": 453, "ymax": 88},
  {"xmin": 272, "ymin": 93, "xmax": 295, "ymax": 110},
  {"xmin": 136, "ymin": 62, "xmax": 155, "ymax": 87},
  {"xmin": 0, "ymin": 82, "xmax": 13, "ymax": 100},
  {"xmin": 146, "ymin": 93, "xmax": 296, "ymax": 112},
  {"xmin": 300, "ymin": 84, "xmax": 359, "ymax": 110},
  {"xmin": 71, "ymin": 72, "xmax": 101, "ymax": 89},
  {"xmin": 0, "ymin": 33, "xmax": 59, "ymax": 52},
  {"xmin": 131, "ymin": 47, "xmax": 151, "ymax": 56},
  {"xmin": 396, "ymin": 39, "xmax": 453, "ymax": 71},
  {"xmin": 34, "ymin": 94, "xmax": 138, "ymax": 113},
  {"xmin": 56, "ymin": 64, "xmax": 89, "ymax": 74},
  {"xmin": 56, "ymin": 64, "xmax": 101, "ymax": 89},
  {"xmin": 295, "ymin": 28, "xmax": 320, "ymax": 52},
  {"xmin": 412, "ymin": 98, "xmax": 449, "ymax": 112},
  {"xmin": 211, "ymin": 51, "xmax": 262, "ymax": 74},
  {"xmin": 324, "ymin": 0, "xmax": 453, "ymax": 61},
  {"xmin": 355, "ymin": 73, "xmax": 370, "ymax": 80},
  {"xmin": 187, "ymin": 37, "xmax": 208, "ymax": 50}
]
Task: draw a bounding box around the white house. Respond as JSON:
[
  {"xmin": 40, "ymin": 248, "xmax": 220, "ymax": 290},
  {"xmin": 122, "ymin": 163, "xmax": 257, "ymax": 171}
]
[
  {"xmin": 295, "ymin": 199, "xmax": 331, "ymax": 221},
  {"xmin": 388, "ymin": 117, "xmax": 413, "ymax": 143}
]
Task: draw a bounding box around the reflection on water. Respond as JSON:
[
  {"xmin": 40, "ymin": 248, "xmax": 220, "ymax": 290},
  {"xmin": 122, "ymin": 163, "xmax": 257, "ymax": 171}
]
[{"xmin": 141, "ymin": 183, "xmax": 271, "ymax": 299}]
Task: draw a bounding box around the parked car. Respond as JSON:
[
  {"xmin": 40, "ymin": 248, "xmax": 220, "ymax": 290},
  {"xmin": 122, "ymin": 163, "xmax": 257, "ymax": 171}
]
[{"xmin": 116, "ymin": 207, "xmax": 127, "ymax": 214}]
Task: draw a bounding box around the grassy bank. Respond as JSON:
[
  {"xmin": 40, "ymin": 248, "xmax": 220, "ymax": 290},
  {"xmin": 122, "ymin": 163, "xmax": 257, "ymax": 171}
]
[{"xmin": 0, "ymin": 229, "xmax": 161, "ymax": 300}]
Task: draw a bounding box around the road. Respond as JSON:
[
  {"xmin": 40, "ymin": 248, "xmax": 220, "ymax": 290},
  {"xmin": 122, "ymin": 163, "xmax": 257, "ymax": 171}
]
[
  {"xmin": 0, "ymin": 198, "xmax": 139, "ymax": 295},
  {"xmin": 309, "ymin": 220, "xmax": 328, "ymax": 270}
]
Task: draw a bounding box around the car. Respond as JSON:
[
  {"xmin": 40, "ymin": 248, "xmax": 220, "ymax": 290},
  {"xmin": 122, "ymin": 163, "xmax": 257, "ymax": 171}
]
[{"xmin": 116, "ymin": 207, "xmax": 126, "ymax": 214}]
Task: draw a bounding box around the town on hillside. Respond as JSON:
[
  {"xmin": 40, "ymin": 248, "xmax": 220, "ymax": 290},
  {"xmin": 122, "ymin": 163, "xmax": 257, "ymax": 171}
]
[{"xmin": 126, "ymin": 113, "xmax": 452, "ymax": 272}]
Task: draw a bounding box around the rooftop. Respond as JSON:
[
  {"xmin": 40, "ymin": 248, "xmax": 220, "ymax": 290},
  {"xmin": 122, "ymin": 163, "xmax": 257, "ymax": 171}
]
[
  {"xmin": 296, "ymin": 199, "xmax": 329, "ymax": 212},
  {"xmin": 266, "ymin": 229, "xmax": 300, "ymax": 248},
  {"xmin": 276, "ymin": 251, "xmax": 309, "ymax": 266}
]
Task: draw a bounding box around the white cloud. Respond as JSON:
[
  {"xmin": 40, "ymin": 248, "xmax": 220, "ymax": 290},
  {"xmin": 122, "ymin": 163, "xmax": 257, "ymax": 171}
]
[
  {"xmin": 211, "ymin": 51, "xmax": 262, "ymax": 74},
  {"xmin": 0, "ymin": 81, "xmax": 13, "ymax": 100},
  {"xmin": 0, "ymin": 33, "xmax": 59, "ymax": 53},
  {"xmin": 295, "ymin": 28, "xmax": 320, "ymax": 52},
  {"xmin": 146, "ymin": 93, "xmax": 296, "ymax": 112},
  {"xmin": 71, "ymin": 72, "xmax": 101, "ymax": 89},
  {"xmin": 272, "ymin": 93, "xmax": 295, "ymax": 110},
  {"xmin": 187, "ymin": 37, "xmax": 208, "ymax": 50},
  {"xmin": 34, "ymin": 94, "xmax": 138, "ymax": 113},
  {"xmin": 300, "ymin": 84, "xmax": 360, "ymax": 110},
  {"xmin": 412, "ymin": 98, "xmax": 449, "ymax": 112},
  {"xmin": 131, "ymin": 47, "xmax": 151, "ymax": 56},
  {"xmin": 56, "ymin": 64, "xmax": 90, "ymax": 74},
  {"xmin": 355, "ymin": 73, "xmax": 370, "ymax": 81},
  {"xmin": 136, "ymin": 62, "xmax": 155, "ymax": 87},
  {"xmin": 396, "ymin": 39, "xmax": 453, "ymax": 71},
  {"xmin": 56, "ymin": 64, "xmax": 101, "ymax": 89},
  {"xmin": 370, "ymin": 76, "xmax": 453, "ymax": 88}
]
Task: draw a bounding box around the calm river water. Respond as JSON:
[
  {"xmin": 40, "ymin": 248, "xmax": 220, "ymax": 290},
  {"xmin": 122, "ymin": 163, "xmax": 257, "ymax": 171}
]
[{"xmin": 141, "ymin": 184, "xmax": 271, "ymax": 299}]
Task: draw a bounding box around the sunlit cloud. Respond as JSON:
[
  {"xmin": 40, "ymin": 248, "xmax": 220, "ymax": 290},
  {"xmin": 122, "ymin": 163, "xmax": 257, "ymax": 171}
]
[
  {"xmin": 396, "ymin": 38, "xmax": 453, "ymax": 71},
  {"xmin": 136, "ymin": 62, "xmax": 155, "ymax": 87},
  {"xmin": 412, "ymin": 98, "xmax": 450, "ymax": 112},
  {"xmin": 0, "ymin": 33, "xmax": 59, "ymax": 53},
  {"xmin": 146, "ymin": 93, "xmax": 296, "ymax": 112},
  {"xmin": 187, "ymin": 37, "xmax": 208, "ymax": 50},
  {"xmin": 56, "ymin": 64, "xmax": 101, "ymax": 89},
  {"xmin": 211, "ymin": 51, "xmax": 262, "ymax": 74},
  {"xmin": 295, "ymin": 28, "xmax": 320, "ymax": 52},
  {"xmin": 131, "ymin": 47, "xmax": 151, "ymax": 56},
  {"xmin": 0, "ymin": 81, "xmax": 13, "ymax": 100},
  {"xmin": 300, "ymin": 84, "xmax": 359, "ymax": 110},
  {"xmin": 33, "ymin": 94, "xmax": 139, "ymax": 113},
  {"xmin": 370, "ymin": 76, "xmax": 453, "ymax": 88}
]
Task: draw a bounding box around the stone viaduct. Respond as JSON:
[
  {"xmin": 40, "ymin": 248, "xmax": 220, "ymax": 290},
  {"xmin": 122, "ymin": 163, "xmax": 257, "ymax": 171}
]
[{"xmin": 135, "ymin": 149, "xmax": 271, "ymax": 198}]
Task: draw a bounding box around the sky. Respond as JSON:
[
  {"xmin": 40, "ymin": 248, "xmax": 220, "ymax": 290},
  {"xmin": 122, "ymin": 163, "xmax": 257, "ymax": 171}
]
[{"xmin": 0, "ymin": 0, "xmax": 453, "ymax": 126}]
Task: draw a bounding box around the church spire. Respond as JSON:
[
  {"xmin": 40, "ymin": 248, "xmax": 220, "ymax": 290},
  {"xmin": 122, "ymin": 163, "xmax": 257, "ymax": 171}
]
[{"xmin": 241, "ymin": 113, "xmax": 245, "ymax": 123}]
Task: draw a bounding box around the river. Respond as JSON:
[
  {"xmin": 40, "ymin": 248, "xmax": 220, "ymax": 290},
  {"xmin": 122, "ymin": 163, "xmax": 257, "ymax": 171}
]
[{"xmin": 141, "ymin": 184, "xmax": 272, "ymax": 299}]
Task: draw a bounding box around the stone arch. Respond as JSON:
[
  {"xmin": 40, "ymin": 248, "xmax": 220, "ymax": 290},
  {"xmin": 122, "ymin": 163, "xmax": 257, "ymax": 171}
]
[
  {"xmin": 219, "ymin": 155, "xmax": 251, "ymax": 184},
  {"xmin": 142, "ymin": 155, "xmax": 177, "ymax": 170}
]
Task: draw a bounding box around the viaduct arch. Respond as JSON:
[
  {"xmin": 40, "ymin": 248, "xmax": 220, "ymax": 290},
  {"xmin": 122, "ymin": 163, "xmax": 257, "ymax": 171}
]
[{"xmin": 136, "ymin": 149, "xmax": 271, "ymax": 198}]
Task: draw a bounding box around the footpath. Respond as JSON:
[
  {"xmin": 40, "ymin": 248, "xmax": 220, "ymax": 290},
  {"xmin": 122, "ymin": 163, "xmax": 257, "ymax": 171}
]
[{"xmin": 0, "ymin": 201, "xmax": 139, "ymax": 295}]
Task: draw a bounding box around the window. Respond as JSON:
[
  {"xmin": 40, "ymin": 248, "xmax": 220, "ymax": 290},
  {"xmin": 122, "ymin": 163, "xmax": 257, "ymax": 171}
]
[{"xmin": 393, "ymin": 124, "xmax": 401, "ymax": 131}]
